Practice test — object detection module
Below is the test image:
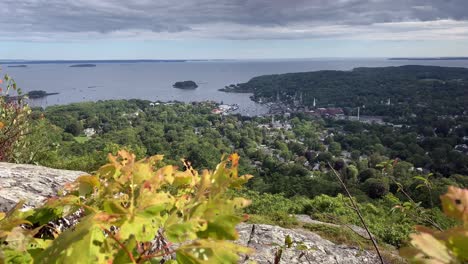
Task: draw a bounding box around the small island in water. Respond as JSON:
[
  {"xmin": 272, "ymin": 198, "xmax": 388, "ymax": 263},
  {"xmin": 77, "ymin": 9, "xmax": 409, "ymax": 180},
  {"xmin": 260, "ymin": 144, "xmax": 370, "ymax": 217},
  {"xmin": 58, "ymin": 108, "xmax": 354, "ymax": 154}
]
[
  {"xmin": 173, "ymin": 80, "xmax": 198, "ymax": 89},
  {"xmin": 5, "ymin": 90, "xmax": 59, "ymax": 101},
  {"xmin": 27, "ymin": 90, "xmax": 59, "ymax": 99},
  {"xmin": 70, "ymin": 64, "xmax": 97, "ymax": 68}
]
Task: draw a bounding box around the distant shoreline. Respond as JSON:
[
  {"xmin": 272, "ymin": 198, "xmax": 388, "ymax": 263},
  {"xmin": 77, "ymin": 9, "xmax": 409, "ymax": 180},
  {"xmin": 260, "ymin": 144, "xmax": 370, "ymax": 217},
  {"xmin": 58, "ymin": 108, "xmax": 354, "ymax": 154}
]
[
  {"xmin": 389, "ymin": 57, "xmax": 468, "ymax": 61},
  {"xmin": 0, "ymin": 59, "xmax": 210, "ymax": 65},
  {"xmin": 70, "ymin": 64, "xmax": 97, "ymax": 68}
]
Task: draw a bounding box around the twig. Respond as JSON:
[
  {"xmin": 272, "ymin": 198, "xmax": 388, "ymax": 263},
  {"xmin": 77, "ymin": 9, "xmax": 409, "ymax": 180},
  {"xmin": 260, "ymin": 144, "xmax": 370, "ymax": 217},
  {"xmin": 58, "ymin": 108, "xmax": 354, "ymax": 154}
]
[
  {"xmin": 102, "ymin": 227, "xmax": 136, "ymax": 264},
  {"xmin": 390, "ymin": 178, "xmax": 443, "ymax": 231},
  {"xmin": 327, "ymin": 162, "xmax": 385, "ymax": 264}
]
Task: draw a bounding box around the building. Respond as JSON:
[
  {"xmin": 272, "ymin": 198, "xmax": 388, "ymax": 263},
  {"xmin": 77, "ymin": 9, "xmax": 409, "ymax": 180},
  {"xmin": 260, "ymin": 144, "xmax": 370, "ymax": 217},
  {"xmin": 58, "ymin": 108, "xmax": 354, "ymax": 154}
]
[{"xmin": 306, "ymin": 108, "xmax": 344, "ymax": 118}]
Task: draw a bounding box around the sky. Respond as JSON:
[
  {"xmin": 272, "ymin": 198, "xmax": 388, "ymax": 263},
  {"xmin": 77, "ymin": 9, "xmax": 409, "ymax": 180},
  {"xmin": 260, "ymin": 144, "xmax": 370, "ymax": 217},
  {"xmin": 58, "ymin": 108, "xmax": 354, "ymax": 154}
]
[{"xmin": 1, "ymin": 0, "xmax": 468, "ymax": 60}]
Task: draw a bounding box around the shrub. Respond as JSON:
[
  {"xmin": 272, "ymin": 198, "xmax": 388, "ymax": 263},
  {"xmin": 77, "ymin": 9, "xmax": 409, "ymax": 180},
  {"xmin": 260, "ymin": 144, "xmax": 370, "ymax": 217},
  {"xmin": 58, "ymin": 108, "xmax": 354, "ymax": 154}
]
[
  {"xmin": 364, "ymin": 178, "xmax": 389, "ymax": 199},
  {"xmin": 0, "ymin": 151, "xmax": 253, "ymax": 263},
  {"xmin": 358, "ymin": 168, "xmax": 378, "ymax": 182},
  {"xmin": 0, "ymin": 73, "xmax": 31, "ymax": 162}
]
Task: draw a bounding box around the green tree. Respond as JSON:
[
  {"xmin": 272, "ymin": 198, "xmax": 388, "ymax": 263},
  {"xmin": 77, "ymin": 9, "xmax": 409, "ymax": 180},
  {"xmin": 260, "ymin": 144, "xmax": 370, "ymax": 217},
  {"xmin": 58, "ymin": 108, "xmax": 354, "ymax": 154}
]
[
  {"xmin": 65, "ymin": 121, "xmax": 84, "ymax": 136},
  {"xmin": 329, "ymin": 142, "xmax": 342, "ymax": 156},
  {"xmin": 358, "ymin": 168, "xmax": 378, "ymax": 183},
  {"xmin": 364, "ymin": 178, "xmax": 389, "ymax": 199}
]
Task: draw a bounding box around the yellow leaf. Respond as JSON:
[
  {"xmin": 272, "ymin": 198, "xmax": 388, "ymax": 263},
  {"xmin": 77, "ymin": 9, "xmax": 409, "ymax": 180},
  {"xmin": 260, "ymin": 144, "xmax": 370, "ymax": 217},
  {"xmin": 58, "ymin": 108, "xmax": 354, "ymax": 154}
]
[
  {"xmin": 410, "ymin": 233, "xmax": 454, "ymax": 263},
  {"xmin": 132, "ymin": 162, "xmax": 153, "ymax": 184},
  {"xmin": 160, "ymin": 165, "xmax": 174, "ymax": 184}
]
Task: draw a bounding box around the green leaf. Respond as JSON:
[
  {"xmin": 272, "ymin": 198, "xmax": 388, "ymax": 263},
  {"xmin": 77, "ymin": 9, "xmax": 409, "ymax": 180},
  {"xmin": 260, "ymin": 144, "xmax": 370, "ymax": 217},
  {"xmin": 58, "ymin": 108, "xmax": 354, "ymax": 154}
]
[
  {"xmin": 165, "ymin": 221, "xmax": 199, "ymax": 243},
  {"xmin": 112, "ymin": 235, "xmax": 137, "ymax": 264},
  {"xmin": 34, "ymin": 215, "xmax": 107, "ymax": 264},
  {"xmin": 76, "ymin": 175, "xmax": 100, "ymax": 197},
  {"xmin": 102, "ymin": 200, "xmax": 128, "ymax": 215},
  {"xmin": 137, "ymin": 192, "xmax": 175, "ymax": 216},
  {"xmin": 1, "ymin": 248, "xmax": 33, "ymax": 264},
  {"xmin": 26, "ymin": 207, "xmax": 61, "ymax": 226},
  {"xmin": 177, "ymin": 240, "xmax": 252, "ymax": 264},
  {"xmin": 197, "ymin": 215, "xmax": 241, "ymax": 240},
  {"xmin": 118, "ymin": 215, "xmax": 159, "ymax": 242}
]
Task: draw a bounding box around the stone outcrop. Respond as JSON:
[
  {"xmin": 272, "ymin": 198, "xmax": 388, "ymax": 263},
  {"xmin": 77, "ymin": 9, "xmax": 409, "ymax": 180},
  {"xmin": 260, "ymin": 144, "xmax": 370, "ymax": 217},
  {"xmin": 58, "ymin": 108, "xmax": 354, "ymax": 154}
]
[
  {"xmin": 0, "ymin": 162, "xmax": 381, "ymax": 263},
  {"xmin": 236, "ymin": 223, "xmax": 379, "ymax": 264},
  {"xmin": 0, "ymin": 162, "xmax": 86, "ymax": 211}
]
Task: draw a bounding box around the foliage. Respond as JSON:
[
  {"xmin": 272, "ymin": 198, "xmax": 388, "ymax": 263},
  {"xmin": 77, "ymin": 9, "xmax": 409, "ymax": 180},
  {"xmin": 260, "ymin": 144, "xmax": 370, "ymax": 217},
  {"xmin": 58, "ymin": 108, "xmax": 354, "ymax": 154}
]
[
  {"xmin": 305, "ymin": 194, "xmax": 418, "ymax": 247},
  {"xmin": 240, "ymin": 190, "xmax": 308, "ymax": 215},
  {"xmin": 364, "ymin": 178, "xmax": 389, "ymax": 199},
  {"xmin": 0, "ymin": 151, "xmax": 253, "ymax": 263},
  {"xmin": 248, "ymin": 213, "xmax": 299, "ymax": 229},
  {"xmin": 0, "ymin": 72, "xmax": 31, "ymax": 162},
  {"xmin": 401, "ymin": 186, "xmax": 468, "ymax": 263}
]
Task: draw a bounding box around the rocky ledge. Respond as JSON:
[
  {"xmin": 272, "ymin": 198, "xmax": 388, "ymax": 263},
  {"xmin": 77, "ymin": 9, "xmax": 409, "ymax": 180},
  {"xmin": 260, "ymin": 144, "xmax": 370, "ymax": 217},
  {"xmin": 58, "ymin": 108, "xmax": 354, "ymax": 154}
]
[
  {"xmin": 0, "ymin": 162, "xmax": 380, "ymax": 263},
  {"xmin": 237, "ymin": 223, "xmax": 379, "ymax": 263},
  {"xmin": 0, "ymin": 162, "xmax": 86, "ymax": 211}
]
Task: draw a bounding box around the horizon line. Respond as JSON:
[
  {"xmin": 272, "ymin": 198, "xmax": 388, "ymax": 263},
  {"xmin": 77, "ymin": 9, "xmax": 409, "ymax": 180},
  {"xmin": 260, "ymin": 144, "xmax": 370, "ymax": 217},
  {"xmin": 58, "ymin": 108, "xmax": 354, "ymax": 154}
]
[{"xmin": 2, "ymin": 56, "xmax": 468, "ymax": 64}]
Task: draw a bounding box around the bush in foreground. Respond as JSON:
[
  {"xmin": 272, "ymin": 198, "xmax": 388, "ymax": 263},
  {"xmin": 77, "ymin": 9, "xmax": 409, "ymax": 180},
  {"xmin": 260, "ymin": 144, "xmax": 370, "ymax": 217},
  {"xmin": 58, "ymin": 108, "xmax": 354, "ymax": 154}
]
[{"xmin": 0, "ymin": 151, "xmax": 253, "ymax": 263}]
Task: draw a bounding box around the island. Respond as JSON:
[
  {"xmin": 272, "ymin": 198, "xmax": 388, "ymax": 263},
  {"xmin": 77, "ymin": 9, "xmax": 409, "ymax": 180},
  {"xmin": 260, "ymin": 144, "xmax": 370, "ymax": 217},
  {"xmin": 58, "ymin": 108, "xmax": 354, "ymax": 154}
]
[
  {"xmin": 5, "ymin": 90, "xmax": 59, "ymax": 101},
  {"xmin": 7, "ymin": 65, "xmax": 28, "ymax": 68},
  {"xmin": 27, "ymin": 90, "xmax": 59, "ymax": 99},
  {"xmin": 69, "ymin": 64, "xmax": 97, "ymax": 68},
  {"xmin": 173, "ymin": 80, "xmax": 198, "ymax": 89}
]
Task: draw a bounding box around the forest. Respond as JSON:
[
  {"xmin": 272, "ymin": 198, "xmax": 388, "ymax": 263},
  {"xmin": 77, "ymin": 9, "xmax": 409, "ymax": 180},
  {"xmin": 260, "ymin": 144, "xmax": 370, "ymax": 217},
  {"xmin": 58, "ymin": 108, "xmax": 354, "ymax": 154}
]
[{"xmin": 222, "ymin": 65, "xmax": 468, "ymax": 118}]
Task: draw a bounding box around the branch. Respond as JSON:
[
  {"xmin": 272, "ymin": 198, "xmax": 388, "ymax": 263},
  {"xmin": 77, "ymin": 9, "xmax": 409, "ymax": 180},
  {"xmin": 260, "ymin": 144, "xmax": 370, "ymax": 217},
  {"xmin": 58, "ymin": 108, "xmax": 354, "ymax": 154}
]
[
  {"xmin": 327, "ymin": 162, "xmax": 385, "ymax": 264},
  {"xmin": 102, "ymin": 227, "xmax": 136, "ymax": 264}
]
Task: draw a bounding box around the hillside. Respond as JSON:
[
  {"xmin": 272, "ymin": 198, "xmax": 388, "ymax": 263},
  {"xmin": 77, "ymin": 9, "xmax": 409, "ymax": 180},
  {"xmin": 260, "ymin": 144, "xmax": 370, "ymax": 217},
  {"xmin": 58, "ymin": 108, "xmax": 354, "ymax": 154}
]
[{"xmin": 222, "ymin": 65, "xmax": 468, "ymax": 116}]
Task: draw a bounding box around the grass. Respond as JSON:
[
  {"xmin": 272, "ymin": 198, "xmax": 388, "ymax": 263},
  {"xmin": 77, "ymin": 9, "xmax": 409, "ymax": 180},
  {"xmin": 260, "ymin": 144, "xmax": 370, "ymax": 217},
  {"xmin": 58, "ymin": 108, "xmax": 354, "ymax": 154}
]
[
  {"xmin": 74, "ymin": 136, "xmax": 89, "ymax": 143},
  {"xmin": 247, "ymin": 213, "xmax": 299, "ymax": 228}
]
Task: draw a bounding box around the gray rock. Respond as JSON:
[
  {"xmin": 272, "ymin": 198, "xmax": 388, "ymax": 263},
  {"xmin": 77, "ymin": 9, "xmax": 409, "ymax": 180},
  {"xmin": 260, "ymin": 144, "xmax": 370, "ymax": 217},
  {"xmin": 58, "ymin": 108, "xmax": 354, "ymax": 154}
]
[
  {"xmin": 237, "ymin": 223, "xmax": 380, "ymax": 264},
  {"xmin": 0, "ymin": 162, "xmax": 86, "ymax": 211}
]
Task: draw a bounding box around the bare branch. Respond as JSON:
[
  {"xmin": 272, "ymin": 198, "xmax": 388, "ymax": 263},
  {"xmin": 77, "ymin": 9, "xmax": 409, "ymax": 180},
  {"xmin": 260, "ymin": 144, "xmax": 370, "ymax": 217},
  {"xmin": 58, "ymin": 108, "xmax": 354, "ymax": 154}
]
[{"xmin": 327, "ymin": 162, "xmax": 385, "ymax": 264}]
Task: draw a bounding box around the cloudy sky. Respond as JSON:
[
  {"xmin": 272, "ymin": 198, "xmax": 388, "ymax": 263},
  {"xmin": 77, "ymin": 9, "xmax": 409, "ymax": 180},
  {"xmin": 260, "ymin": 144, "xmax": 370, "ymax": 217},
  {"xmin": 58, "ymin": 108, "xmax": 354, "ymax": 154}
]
[{"xmin": 2, "ymin": 0, "xmax": 468, "ymax": 59}]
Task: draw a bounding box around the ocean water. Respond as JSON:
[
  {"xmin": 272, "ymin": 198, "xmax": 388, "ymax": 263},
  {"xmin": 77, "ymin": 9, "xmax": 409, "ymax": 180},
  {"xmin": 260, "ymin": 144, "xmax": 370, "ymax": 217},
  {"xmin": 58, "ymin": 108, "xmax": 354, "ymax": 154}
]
[{"xmin": 3, "ymin": 58, "xmax": 468, "ymax": 115}]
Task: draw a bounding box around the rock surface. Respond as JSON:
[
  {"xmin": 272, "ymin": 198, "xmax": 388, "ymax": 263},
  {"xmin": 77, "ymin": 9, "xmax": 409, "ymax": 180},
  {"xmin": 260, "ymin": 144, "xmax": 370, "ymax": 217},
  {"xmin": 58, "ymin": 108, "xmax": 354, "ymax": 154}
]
[
  {"xmin": 0, "ymin": 162, "xmax": 381, "ymax": 263},
  {"xmin": 236, "ymin": 223, "xmax": 380, "ymax": 264},
  {"xmin": 0, "ymin": 162, "xmax": 86, "ymax": 211}
]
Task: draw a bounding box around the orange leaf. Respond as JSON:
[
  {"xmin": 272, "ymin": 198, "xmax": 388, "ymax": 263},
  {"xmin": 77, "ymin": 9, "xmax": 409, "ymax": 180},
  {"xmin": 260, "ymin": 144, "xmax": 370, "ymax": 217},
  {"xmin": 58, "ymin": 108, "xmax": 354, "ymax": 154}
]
[
  {"xmin": 440, "ymin": 186, "xmax": 468, "ymax": 223},
  {"xmin": 230, "ymin": 153, "xmax": 240, "ymax": 167}
]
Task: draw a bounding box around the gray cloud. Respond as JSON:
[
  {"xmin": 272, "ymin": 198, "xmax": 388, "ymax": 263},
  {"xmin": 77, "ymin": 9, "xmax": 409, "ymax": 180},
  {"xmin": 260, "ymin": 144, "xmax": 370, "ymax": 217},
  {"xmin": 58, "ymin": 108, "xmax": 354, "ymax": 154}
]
[{"xmin": 1, "ymin": 0, "xmax": 468, "ymax": 40}]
